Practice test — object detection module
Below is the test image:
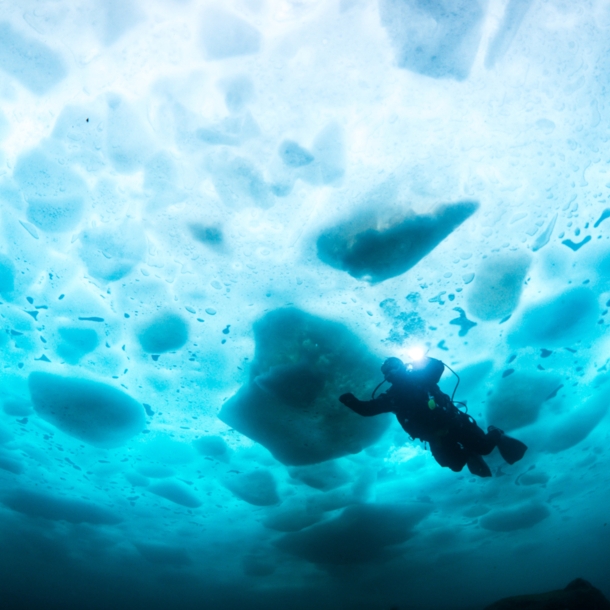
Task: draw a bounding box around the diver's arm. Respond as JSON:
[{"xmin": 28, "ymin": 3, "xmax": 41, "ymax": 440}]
[{"xmin": 339, "ymin": 392, "xmax": 393, "ymax": 416}]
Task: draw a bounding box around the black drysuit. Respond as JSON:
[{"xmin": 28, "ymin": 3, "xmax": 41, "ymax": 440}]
[{"xmin": 341, "ymin": 358, "xmax": 498, "ymax": 472}]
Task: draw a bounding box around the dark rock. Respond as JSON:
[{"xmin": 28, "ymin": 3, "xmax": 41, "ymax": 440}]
[{"xmin": 484, "ymin": 578, "xmax": 610, "ymax": 610}]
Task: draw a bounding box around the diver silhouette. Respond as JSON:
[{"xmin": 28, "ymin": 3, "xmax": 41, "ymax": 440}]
[{"xmin": 339, "ymin": 356, "xmax": 527, "ymax": 477}]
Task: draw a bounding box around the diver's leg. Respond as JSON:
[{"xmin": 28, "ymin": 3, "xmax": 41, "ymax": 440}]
[
  {"xmin": 455, "ymin": 415, "xmax": 497, "ymax": 455},
  {"xmin": 429, "ymin": 440, "xmax": 467, "ymax": 472},
  {"xmin": 458, "ymin": 417, "xmax": 528, "ymax": 464},
  {"xmin": 465, "ymin": 453, "xmax": 492, "ymax": 477}
]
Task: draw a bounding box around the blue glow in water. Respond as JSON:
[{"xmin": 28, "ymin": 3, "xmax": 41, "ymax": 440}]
[{"xmin": 0, "ymin": 2, "xmax": 608, "ymax": 609}]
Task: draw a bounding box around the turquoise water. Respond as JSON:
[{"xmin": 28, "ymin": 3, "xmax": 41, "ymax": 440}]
[{"xmin": 0, "ymin": 2, "xmax": 608, "ymax": 608}]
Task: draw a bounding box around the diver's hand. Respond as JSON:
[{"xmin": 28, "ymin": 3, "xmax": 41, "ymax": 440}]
[{"xmin": 339, "ymin": 393, "xmax": 358, "ymax": 406}]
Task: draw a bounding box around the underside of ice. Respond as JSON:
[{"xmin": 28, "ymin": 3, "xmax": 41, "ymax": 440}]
[
  {"xmin": 0, "ymin": 1, "xmax": 609, "ymax": 610},
  {"xmin": 317, "ymin": 200, "xmax": 478, "ymax": 283},
  {"xmin": 218, "ymin": 308, "xmax": 390, "ymax": 465},
  {"xmin": 28, "ymin": 372, "xmax": 145, "ymax": 447}
]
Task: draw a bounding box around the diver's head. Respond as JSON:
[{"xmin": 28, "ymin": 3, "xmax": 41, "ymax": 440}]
[{"xmin": 381, "ymin": 357, "xmax": 407, "ymax": 383}]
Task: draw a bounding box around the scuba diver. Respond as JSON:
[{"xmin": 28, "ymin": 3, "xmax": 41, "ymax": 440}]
[{"xmin": 339, "ymin": 355, "xmax": 527, "ymax": 477}]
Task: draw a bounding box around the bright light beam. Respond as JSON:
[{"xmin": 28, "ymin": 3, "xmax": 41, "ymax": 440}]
[{"xmin": 407, "ymin": 346, "xmax": 426, "ymax": 361}]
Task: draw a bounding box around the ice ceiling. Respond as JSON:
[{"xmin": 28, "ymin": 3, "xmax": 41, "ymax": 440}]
[{"xmin": 0, "ymin": 1, "xmax": 609, "ymax": 609}]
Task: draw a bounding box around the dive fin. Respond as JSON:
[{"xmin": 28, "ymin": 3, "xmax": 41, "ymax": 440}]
[
  {"xmin": 466, "ymin": 454, "xmax": 492, "ymax": 478},
  {"xmin": 497, "ymin": 435, "xmax": 528, "ymax": 465}
]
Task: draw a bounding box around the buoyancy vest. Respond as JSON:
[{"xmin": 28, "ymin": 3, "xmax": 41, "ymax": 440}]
[{"xmin": 387, "ymin": 375, "xmax": 457, "ymax": 441}]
